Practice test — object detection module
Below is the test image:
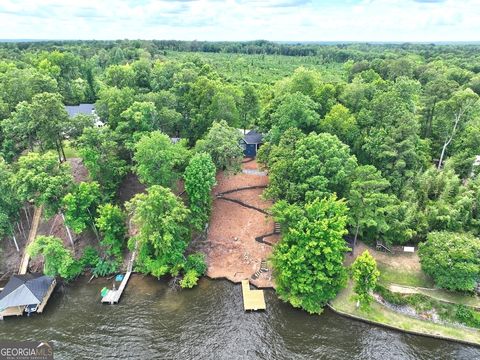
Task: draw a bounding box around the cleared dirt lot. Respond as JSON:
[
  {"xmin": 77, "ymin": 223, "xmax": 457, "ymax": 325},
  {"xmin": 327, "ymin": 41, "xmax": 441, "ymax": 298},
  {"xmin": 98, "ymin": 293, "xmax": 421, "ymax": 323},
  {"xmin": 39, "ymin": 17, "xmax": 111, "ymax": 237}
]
[{"xmin": 203, "ymin": 160, "xmax": 278, "ymax": 288}]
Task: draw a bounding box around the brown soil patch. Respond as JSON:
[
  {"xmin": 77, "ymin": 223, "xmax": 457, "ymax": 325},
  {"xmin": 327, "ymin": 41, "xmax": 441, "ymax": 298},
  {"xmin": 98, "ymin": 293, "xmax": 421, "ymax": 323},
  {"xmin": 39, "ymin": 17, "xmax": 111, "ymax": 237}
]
[
  {"xmin": 68, "ymin": 158, "xmax": 89, "ymax": 183},
  {"xmin": 117, "ymin": 173, "xmax": 146, "ymax": 206},
  {"xmin": 221, "ymin": 188, "xmax": 270, "ymax": 211},
  {"xmin": 242, "ymin": 158, "xmax": 262, "ymax": 170},
  {"xmin": 202, "ymin": 161, "xmax": 278, "ymax": 288}
]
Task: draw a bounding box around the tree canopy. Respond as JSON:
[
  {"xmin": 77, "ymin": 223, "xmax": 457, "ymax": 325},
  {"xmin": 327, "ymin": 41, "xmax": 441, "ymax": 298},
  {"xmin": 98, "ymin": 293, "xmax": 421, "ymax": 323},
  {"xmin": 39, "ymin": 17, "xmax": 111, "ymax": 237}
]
[
  {"xmin": 418, "ymin": 232, "xmax": 480, "ymax": 292},
  {"xmin": 272, "ymin": 195, "xmax": 350, "ymax": 314}
]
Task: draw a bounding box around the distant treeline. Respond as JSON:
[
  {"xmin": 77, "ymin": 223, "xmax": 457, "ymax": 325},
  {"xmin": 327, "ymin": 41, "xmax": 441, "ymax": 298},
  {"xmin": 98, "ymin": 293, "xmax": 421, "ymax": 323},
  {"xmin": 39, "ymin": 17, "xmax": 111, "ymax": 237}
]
[{"xmin": 2, "ymin": 40, "xmax": 480, "ymax": 65}]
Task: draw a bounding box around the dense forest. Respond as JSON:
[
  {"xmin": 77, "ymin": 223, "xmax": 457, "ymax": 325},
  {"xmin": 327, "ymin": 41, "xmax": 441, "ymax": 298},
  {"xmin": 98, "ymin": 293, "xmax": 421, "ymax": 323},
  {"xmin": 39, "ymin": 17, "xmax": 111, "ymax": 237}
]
[{"xmin": 0, "ymin": 40, "xmax": 479, "ymax": 314}]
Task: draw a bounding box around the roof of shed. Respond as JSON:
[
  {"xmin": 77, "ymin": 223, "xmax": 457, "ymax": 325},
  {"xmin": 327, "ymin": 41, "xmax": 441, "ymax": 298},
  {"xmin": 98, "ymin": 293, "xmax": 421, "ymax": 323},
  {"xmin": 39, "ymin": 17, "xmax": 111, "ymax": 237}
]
[
  {"xmin": 243, "ymin": 130, "xmax": 263, "ymax": 144},
  {"xmin": 0, "ymin": 274, "xmax": 54, "ymax": 309}
]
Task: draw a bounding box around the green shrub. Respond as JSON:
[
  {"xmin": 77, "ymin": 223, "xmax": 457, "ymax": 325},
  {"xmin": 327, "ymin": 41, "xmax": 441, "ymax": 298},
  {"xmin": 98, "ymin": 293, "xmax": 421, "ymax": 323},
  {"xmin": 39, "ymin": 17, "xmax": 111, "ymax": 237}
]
[
  {"xmin": 375, "ymin": 285, "xmax": 407, "ymax": 305},
  {"xmin": 93, "ymin": 258, "xmax": 119, "ymax": 277},
  {"xmin": 184, "ymin": 253, "xmax": 207, "ymax": 275},
  {"xmin": 455, "ymin": 305, "xmax": 480, "ymax": 329},
  {"xmin": 180, "ymin": 269, "xmax": 201, "ymax": 289},
  {"xmin": 80, "ymin": 246, "xmax": 100, "ymax": 268}
]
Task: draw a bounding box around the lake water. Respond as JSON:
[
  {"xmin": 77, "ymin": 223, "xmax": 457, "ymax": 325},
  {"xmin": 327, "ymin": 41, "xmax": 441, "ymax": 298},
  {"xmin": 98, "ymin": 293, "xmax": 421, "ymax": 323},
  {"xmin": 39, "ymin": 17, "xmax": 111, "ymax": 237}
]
[{"xmin": 0, "ymin": 276, "xmax": 478, "ymax": 359}]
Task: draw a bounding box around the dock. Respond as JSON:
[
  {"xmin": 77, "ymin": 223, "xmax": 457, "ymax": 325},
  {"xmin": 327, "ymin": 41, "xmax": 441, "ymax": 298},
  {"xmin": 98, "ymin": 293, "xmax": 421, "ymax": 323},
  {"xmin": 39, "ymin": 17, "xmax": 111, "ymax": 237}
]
[
  {"xmin": 18, "ymin": 206, "xmax": 43, "ymax": 275},
  {"xmin": 241, "ymin": 279, "xmax": 266, "ymax": 311},
  {"xmin": 101, "ymin": 243, "xmax": 137, "ymax": 305}
]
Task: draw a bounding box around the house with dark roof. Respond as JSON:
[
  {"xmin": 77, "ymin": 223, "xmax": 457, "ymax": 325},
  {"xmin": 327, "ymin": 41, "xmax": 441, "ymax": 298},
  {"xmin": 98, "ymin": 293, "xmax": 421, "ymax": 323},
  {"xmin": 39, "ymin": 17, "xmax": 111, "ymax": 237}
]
[
  {"xmin": 239, "ymin": 130, "xmax": 263, "ymax": 158},
  {"xmin": 0, "ymin": 274, "xmax": 56, "ymax": 319}
]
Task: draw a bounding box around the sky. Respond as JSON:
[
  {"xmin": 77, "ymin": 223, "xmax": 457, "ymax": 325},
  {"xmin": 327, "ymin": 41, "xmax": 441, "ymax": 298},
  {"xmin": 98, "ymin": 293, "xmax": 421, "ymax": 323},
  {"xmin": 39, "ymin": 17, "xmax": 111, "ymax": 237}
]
[{"xmin": 0, "ymin": 0, "xmax": 479, "ymax": 42}]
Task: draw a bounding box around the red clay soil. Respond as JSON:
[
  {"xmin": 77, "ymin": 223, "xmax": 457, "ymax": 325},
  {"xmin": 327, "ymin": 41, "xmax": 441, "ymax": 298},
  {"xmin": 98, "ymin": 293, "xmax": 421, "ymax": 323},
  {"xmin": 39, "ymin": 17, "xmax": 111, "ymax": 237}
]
[
  {"xmin": 203, "ymin": 160, "xmax": 279, "ymax": 288},
  {"xmin": 242, "ymin": 158, "xmax": 262, "ymax": 170}
]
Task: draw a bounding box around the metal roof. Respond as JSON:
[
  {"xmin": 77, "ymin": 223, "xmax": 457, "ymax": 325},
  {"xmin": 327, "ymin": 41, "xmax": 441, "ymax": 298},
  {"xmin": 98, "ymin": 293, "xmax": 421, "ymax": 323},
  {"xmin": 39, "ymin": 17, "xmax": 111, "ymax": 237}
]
[
  {"xmin": 243, "ymin": 130, "xmax": 263, "ymax": 144},
  {"xmin": 0, "ymin": 274, "xmax": 54, "ymax": 309},
  {"xmin": 65, "ymin": 104, "xmax": 95, "ymax": 118}
]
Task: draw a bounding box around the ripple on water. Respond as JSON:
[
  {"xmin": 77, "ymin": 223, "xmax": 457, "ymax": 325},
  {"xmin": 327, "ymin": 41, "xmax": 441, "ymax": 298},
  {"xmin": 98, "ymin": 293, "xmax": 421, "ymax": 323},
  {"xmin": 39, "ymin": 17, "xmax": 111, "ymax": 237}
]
[{"xmin": 0, "ymin": 276, "xmax": 478, "ymax": 360}]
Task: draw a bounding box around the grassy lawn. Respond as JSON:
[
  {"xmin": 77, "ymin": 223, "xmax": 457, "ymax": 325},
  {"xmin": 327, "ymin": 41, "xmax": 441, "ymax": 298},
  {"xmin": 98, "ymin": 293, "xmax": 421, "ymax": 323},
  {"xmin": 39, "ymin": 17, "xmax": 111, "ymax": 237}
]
[
  {"xmin": 330, "ymin": 282, "xmax": 480, "ymax": 346},
  {"xmin": 63, "ymin": 140, "xmax": 79, "ymax": 159},
  {"xmin": 377, "ymin": 262, "xmax": 434, "ymax": 288}
]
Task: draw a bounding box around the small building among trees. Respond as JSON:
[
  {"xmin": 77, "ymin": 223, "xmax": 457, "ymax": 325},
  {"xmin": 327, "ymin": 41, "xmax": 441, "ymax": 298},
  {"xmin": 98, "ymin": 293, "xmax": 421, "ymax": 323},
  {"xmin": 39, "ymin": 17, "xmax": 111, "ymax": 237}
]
[
  {"xmin": 65, "ymin": 104, "xmax": 103, "ymax": 127},
  {"xmin": 0, "ymin": 274, "xmax": 56, "ymax": 319},
  {"xmin": 239, "ymin": 130, "xmax": 263, "ymax": 158}
]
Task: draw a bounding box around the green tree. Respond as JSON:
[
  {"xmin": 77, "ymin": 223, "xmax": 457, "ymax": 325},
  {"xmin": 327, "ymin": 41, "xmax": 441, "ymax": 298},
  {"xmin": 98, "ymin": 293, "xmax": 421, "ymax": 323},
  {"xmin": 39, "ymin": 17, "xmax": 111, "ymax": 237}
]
[
  {"xmin": 195, "ymin": 120, "xmax": 243, "ymax": 172},
  {"xmin": 358, "ymin": 78, "xmax": 429, "ymax": 192},
  {"xmin": 133, "ymin": 131, "xmax": 190, "ymax": 188},
  {"xmin": 208, "ymin": 91, "xmax": 240, "ymax": 127},
  {"xmin": 0, "ymin": 158, "xmax": 20, "ymax": 239},
  {"xmin": 418, "ymin": 231, "xmax": 480, "ymax": 292},
  {"xmin": 434, "ymin": 89, "xmax": 479, "ymax": 169},
  {"xmin": 265, "ymin": 132, "xmax": 357, "ymax": 203},
  {"xmin": 180, "ymin": 253, "xmax": 207, "ymax": 288},
  {"xmin": 0, "ymin": 67, "xmax": 57, "ymax": 111},
  {"xmin": 272, "ymin": 195, "xmax": 349, "ymax": 314},
  {"xmin": 184, "ymin": 153, "xmax": 217, "ymax": 231},
  {"xmin": 267, "ymin": 92, "xmax": 320, "ymax": 143},
  {"xmin": 28, "ymin": 235, "xmax": 82, "ymax": 280},
  {"xmin": 450, "ymin": 118, "xmax": 480, "ymax": 178},
  {"xmin": 117, "ymin": 101, "xmax": 159, "ymax": 148},
  {"xmin": 351, "ymin": 250, "xmax": 380, "ymax": 309},
  {"xmin": 13, "ymin": 151, "xmax": 73, "ymax": 217},
  {"xmin": 95, "ymin": 86, "xmax": 135, "ymax": 129},
  {"xmin": 76, "ymin": 127, "xmax": 128, "ymax": 197},
  {"xmin": 127, "ymin": 185, "xmax": 190, "ymax": 278},
  {"xmin": 62, "ymin": 181, "xmax": 101, "ymax": 234},
  {"xmin": 132, "ymin": 59, "xmax": 152, "ymax": 90},
  {"xmin": 415, "ymin": 166, "xmax": 474, "ymax": 237},
  {"xmin": 96, "ymin": 203, "xmax": 126, "ymax": 259},
  {"xmin": 320, "ymin": 104, "xmax": 358, "ymax": 147},
  {"xmin": 104, "ymin": 64, "xmax": 135, "ymax": 89},
  {"xmin": 348, "ymin": 165, "xmax": 399, "ymax": 246},
  {"xmin": 239, "ymin": 83, "xmax": 260, "ymax": 131},
  {"xmin": 2, "ymin": 92, "xmax": 70, "ymax": 161}
]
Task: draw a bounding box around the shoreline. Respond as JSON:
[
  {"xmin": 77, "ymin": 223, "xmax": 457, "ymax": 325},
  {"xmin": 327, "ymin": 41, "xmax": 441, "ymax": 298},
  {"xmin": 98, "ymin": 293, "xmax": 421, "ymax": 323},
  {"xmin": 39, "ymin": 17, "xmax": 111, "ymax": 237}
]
[
  {"xmin": 327, "ymin": 302, "xmax": 480, "ymax": 348},
  {"xmin": 329, "ymin": 283, "xmax": 480, "ymax": 347}
]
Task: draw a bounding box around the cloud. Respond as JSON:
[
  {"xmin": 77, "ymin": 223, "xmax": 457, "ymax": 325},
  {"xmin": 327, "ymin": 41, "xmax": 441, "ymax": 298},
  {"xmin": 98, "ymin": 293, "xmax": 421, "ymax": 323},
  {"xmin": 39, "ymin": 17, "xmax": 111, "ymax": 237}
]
[
  {"xmin": 414, "ymin": 0, "xmax": 446, "ymax": 3},
  {"xmin": 0, "ymin": 0, "xmax": 478, "ymax": 42},
  {"xmin": 237, "ymin": 0, "xmax": 312, "ymax": 7}
]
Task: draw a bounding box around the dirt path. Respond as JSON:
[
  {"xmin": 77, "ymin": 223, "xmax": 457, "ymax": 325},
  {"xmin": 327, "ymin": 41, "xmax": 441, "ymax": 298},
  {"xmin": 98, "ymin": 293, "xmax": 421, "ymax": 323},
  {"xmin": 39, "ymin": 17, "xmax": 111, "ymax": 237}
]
[
  {"xmin": 388, "ymin": 284, "xmax": 480, "ymax": 309},
  {"xmin": 203, "ymin": 160, "xmax": 278, "ymax": 288}
]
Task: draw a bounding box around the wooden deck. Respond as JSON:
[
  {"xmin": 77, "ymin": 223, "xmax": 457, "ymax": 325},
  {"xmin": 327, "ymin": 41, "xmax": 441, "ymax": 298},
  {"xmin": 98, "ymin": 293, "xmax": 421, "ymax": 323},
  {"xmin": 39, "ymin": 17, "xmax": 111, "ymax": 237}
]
[
  {"xmin": 241, "ymin": 279, "xmax": 266, "ymax": 311},
  {"xmin": 0, "ymin": 306, "xmax": 24, "ymax": 319},
  {"xmin": 18, "ymin": 206, "xmax": 43, "ymax": 275},
  {"xmin": 101, "ymin": 243, "xmax": 137, "ymax": 305}
]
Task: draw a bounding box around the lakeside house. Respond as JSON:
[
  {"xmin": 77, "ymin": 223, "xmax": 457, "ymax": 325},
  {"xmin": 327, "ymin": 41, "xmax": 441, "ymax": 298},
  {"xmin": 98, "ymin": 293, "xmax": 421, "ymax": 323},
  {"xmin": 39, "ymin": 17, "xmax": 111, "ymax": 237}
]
[
  {"xmin": 239, "ymin": 130, "xmax": 263, "ymax": 158},
  {"xmin": 65, "ymin": 103, "xmax": 104, "ymax": 127},
  {"xmin": 0, "ymin": 274, "xmax": 56, "ymax": 319}
]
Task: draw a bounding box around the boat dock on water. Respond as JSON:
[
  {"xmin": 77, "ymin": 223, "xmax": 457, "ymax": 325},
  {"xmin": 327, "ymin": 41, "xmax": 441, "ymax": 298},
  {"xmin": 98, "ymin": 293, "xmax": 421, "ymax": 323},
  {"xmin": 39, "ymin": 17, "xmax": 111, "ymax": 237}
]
[
  {"xmin": 101, "ymin": 243, "xmax": 137, "ymax": 305},
  {"xmin": 241, "ymin": 279, "xmax": 266, "ymax": 311}
]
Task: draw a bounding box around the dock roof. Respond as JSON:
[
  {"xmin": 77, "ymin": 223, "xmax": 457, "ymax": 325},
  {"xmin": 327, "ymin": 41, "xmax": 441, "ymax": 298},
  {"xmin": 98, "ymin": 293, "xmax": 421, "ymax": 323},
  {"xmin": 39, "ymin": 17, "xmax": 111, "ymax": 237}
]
[{"xmin": 0, "ymin": 274, "xmax": 54, "ymax": 309}]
